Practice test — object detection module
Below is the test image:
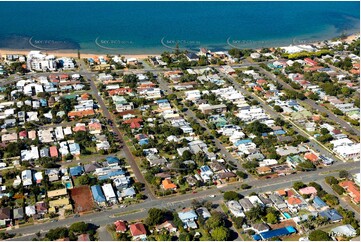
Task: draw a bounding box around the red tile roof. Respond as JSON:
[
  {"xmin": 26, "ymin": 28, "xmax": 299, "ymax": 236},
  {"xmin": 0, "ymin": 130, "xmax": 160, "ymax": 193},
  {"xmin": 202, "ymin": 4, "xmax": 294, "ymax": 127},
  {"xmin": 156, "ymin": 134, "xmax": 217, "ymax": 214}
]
[
  {"xmin": 50, "ymin": 146, "xmax": 58, "ymax": 158},
  {"xmin": 114, "ymin": 220, "xmax": 127, "ymax": 232},
  {"xmin": 304, "ymin": 152, "xmax": 319, "ymax": 163},
  {"xmin": 287, "ymin": 197, "xmax": 302, "ymax": 205},
  {"xmin": 129, "ymin": 223, "xmax": 147, "ymax": 237},
  {"xmin": 68, "ymin": 110, "xmax": 95, "ymax": 118}
]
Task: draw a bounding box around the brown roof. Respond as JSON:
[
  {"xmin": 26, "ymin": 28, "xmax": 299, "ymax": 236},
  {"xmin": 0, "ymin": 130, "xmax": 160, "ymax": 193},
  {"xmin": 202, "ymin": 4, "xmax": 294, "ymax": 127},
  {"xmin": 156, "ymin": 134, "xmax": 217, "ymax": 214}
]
[{"xmin": 0, "ymin": 207, "xmax": 11, "ymax": 219}]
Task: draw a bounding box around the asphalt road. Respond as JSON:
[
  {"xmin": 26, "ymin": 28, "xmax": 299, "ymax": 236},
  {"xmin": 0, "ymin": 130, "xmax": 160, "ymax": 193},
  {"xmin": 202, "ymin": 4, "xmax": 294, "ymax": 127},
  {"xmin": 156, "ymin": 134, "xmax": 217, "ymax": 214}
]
[
  {"xmin": 157, "ymin": 76, "xmax": 247, "ymax": 173},
  {"xmin": 81, "ymin": 61, "xmax": 155, "ymax": 200},
  {"xmin": 218, "ymin": 71, "xmax": 344, "ymax": 165},
  {"xmin": 257, "ymin": 67, "xmax": 360, "ymax": 136},
  {"xmin": 8, "ymin": 161, "xmax": 359, "ymax": 240}
]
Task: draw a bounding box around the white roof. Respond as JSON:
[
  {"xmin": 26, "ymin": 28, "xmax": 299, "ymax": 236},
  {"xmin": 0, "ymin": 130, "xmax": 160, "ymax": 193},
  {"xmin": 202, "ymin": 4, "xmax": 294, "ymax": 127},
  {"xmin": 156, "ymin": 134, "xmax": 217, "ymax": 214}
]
[{"xmin": 102, "ymin": 183, "xmax": 116, "ymax": 200}]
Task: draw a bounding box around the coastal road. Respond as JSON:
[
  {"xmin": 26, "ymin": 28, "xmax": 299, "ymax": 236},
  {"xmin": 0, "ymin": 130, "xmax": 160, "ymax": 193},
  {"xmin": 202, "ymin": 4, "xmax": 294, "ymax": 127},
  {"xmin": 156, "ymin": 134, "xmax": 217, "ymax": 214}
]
[
  {"xmin": 256, "ymin": 66, "xmax": 360, "ymax": 136},
  {"xmin": 8, "ymin": 161, "xmax": 359, "ymax": 240},
  {"xmin": 78, "ymin": 59, "xmax": 155, "ymax": 200}
]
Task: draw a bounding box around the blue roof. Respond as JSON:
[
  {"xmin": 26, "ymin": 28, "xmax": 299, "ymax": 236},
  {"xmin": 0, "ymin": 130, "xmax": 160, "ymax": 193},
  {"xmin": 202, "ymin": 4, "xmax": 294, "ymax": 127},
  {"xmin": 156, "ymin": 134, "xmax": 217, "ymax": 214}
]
[
  {"xmin": 91, "ymin": 185, "xmax": 106, "ymax": 203},
  {"xmin": 69, "ymin": 166, "xmax": 84, "ymax": 176},
  {"xmin": 106, "ymin": 156, "xmax": 120, "ymax": 164},
  {"xmin": 320, "ymin": 209, "xmax": 343, "ymax": 222},
  {"xmin": 261, "ymin": 133, "xmax": 268, "ymax": 137},
  {"xmin": 274, "ymin": 130, "xmax": 286, "ymax": 135},
  {"xmin": 200, "ymin": 165, "xmax": 211, "ymax": 173},
  {"xmin": 139, "ymin": 139, "xmax": 149, "ymax": 146},
  {"xmin": 98, "ymin": 170, "xmax": 126, "ymax": 180},
  {"xmin": 155, "ymin": 99, "xmax": 169, "ymax": 104},
  {"xmin": 252, "ymin": 234, "xmax": 262, "ymax": 241},
  {"xmin": 234, "ymin": 139, "xmax": 252, "ymax": 146},
  {"xmin": 178, "ymin": 210, "xmax": 198, "ymax": 221},
  {"xmin": 313, "ymin": 196, "xmax": 327, "ymax": 208},
  {"xmin": 40, "ymin": 99, "xmax": 47, "ymax": 106},
  {"xmin": 259, "ymin": 226, "xmax": 296, "ymax": 240}
]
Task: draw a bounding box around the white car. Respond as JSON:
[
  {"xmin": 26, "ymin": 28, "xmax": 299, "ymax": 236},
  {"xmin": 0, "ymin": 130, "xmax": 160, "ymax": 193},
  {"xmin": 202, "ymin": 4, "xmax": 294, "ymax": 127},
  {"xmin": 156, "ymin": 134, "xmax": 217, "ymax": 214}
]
[{"xmin": 209, "ymin": 195, "xmax": 216, "ymax": 198}]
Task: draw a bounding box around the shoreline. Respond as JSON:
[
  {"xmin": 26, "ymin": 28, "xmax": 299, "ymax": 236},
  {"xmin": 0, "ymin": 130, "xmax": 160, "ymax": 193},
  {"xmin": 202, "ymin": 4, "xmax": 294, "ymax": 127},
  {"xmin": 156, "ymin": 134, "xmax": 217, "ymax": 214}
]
[
  {"xmin": 0, "ymin": 33, "xmax": 359, "ymax": 60},
  {"xmin": 0, "ymin": 49, "xmax": 156, "ymax": 59}
]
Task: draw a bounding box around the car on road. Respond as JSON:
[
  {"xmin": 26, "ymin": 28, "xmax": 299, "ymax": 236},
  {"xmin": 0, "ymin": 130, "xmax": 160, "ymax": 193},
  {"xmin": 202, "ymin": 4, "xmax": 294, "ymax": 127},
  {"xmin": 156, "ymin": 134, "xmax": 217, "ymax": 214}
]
[
  {"xmin": 209, "ymin": 195, "xmax": 216, "ymax": 198},
  {"xmin": 51, "ymin": 219, "xmax": 58, "ymax": 222},
  {"xmin": 74, "ymin": 214, "xmax": 80, "ymax": 218},
  {"xmin": 192, "ymin": 191, "xmax": 197, "ymax": 194}
]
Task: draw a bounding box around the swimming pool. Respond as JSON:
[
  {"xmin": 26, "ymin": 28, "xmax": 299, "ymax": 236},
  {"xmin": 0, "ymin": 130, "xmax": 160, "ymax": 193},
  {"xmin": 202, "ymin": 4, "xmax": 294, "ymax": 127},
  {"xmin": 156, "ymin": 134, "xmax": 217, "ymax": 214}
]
[{"xmin": 283, "ymin": 212, "xmax": 291, "ymax": 219}]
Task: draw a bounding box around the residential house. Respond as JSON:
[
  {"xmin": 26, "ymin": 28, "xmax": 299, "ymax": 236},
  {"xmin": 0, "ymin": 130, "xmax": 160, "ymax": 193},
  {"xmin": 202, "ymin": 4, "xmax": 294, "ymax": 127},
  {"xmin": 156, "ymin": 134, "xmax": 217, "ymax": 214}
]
[
  {"xmin": 91, "ymin": 185, "xmax": 106, "ymax": 205},
  {"xmin": 320, "ymin": 209, "xmax": 343, "ymax": 222},
  {"xmin": 102, "ymin": 183, "xmax": 117, "ymax": 204},
  {"xmin": 114, "ymin": 220, "xmax": 127, "ymax": 233},
  {"xmin": 330, "ymin": 224, "xmax": 357, "ymax": 238},
  {"xmin": 13, "ymin": 207, "xmax": 24, "ymax": 220},
  {"xmin": 178, "ymin": 208, "xmax": 198, "ymax": 229},
  {"xmin": 239, "ymin": 198, "xmax": 254, "ymax": 212},
  {"xmin": 226, "ymin": 200, "xmax": 245, "ymax": 217},
  {"xmin": 0, "ymin": 207, "xmax": 11, "ymax": 225},
  {"xmin": 339, "ymin": 181, "xmax": 360, "ymax": 204},
  {"xmin": 313, "ymin": 196, "xmax": 329, "ymax": 211},
  {"xmin": 155, "ymin": 221, "xmax": 177, "ymax": 233},
  {"xmin": 162, "ymin": 179, "xmax": 177, "ymax": 190},
  {"xmin": 252, "ymin": 223, "xmax": 270, "ymax": 234},
  {"xmin": 129, "ymin": 222, "xmax": 147, "ymax": 240},
  {"xmin": 299, "ymin": 186, "xmax": 317, "ymax": 196},
  {"xmin": 196, "ymin": 207, "xmax": 211, "ymax": 220}
]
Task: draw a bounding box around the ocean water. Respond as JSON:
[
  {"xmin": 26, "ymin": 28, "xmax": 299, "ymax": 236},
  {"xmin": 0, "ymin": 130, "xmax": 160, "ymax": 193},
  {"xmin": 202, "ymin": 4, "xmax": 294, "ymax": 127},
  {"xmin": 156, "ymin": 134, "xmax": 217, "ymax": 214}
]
[{"xmin": 0, "ymin": 1, "xmax": 359, "ymax": 54}]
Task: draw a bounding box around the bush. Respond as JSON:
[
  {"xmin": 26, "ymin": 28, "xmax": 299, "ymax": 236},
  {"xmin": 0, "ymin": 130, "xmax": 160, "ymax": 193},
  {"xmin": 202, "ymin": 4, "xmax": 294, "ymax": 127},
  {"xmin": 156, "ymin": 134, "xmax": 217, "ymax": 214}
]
[
  {"xmin": 332, "ymin": 184, "xmax": 345, "ymax": 195},
  {"xmin": 223, "ymin": 191, "xmax": 239, "ymax": 201},
  {"xmin": 236, "ymin": 171, "xmax": 248, "ymax": 179},
  {"xmin": 241, "ymin": 184, "xmax": 251, "ymax": 189},
  {"xmin": 325, "ymin": 176, "xmax": 338, "ymax": 185},
  {"xmin": 309, "ymin": 230, "xmax": 332, "ymax": 241},
  {"xmin": 339, "ymin": 170, "xmax": 349, "ymax": 179}
]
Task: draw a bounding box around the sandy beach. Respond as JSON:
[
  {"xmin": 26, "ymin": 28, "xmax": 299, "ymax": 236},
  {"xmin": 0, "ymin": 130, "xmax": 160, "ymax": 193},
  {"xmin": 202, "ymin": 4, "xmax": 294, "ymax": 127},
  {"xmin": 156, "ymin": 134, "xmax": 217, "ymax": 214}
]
[
  {"xmin": 0, "ymin": 48, "xmax": 158, "ymax": 59},
  {"xmin": 0, "ymin": 33, "xmax": 359, "ymax": 60}
]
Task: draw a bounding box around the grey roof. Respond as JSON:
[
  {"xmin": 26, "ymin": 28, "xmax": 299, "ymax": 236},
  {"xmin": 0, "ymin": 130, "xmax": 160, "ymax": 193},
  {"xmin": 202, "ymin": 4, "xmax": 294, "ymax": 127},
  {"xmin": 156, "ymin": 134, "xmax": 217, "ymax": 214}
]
[
  {"xmin": 84, "ymin": 163, "xmax": 101, "ymax": 173},
  {"xmin": 13, "ymin": 208, "xmax": 24, "ymax": 219},
  {"xmin": 196, "ymin": 207, "xmax": 211, "ymax": 219},
  {"xmin": 331, "ymin": 224, "xmax": 357, "ymax": 237},
  {"xmin": 239, "ymin": 198, "xmax": 254, "ymax": 210},
  {"xmin": 252, "ymin": 223, "xmax": 270, "ymax": 232}
]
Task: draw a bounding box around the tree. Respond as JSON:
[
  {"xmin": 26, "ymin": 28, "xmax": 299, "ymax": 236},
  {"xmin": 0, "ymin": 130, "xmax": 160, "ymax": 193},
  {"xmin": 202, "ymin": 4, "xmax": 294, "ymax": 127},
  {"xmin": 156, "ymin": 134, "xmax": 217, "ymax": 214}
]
[
  {"xmin": 69, "ymin": 222, "xmax": 88, "ymax": 234},
  {"xmin": 323, "ymin": 194, "xmax": 339, "ymax": 206},
  {"xmin": 236, "ymin": 171, "xmax": 248, "ymax": 179},
  {"xmin": 266, "ymin": 213, "xmax": 278, "ymax": 224},
  {"xmin": 297, "ymin": 161, "xmax": 316, "ymax": 171},
  {"xmin": 293, "ymin": 181, "xmax": 306, "ymax": 190},
  {"xmin": 206, "ymin": 212, "xmax": 225, "ymax": 229},
  {"xmin": 182, "ymin": 150, "xmax": 193, "ymax": 160},
  {"xmin": 211, "ymin": 226, "xmax": 230, "ymax": 241},
  {"xmin": 241, "ymin": 184, "xmax": 251, "ymax": 189},
  {"xmin": 320, "ymin": 128, "xmax": 329, "ymax": 135},
  {"xmin": 245, "ymin": 205, "xmax": 264, "ymax": 222},
  {"xmin": 145, "ymin": 208, "xmax": 165, "ymax": 226},
  {"xmin": 77, "ymin": 174, "xmax": 90, "ymax": 185},
  {"xmin": 332, "ymin": 184, "xmax": 345, "ymax": 195},
  {"xmin": 223, "ymin": 191, "xmax": 239, "ymax": 201},
  {"xmin": 325, "ymin": 176, "xmax": 338, "ymax": 185},
  {"xmin": 273, "ymin": 105, "xmax": 283, "ymax": 112},
  {"xmin": 339, "ymin": 170, "xmax": 349, "ymax": 179},
  {"xmin": 309, "ymin": 230, "xmax": 332, "ymax": 241}
]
